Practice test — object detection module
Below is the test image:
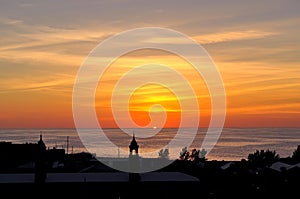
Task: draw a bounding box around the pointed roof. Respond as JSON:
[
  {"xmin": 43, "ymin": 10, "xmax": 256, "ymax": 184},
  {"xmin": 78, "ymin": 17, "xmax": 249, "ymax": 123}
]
[
  {"xmin": 129, "ymin": 134, "xmax": 139, "ymax": 149},
  {"xmin": 130, "ymin": 134, "xmax": 138, "ymax": 145},
  {"xmin": 38, "ymin": 132, "xmax": 46, "ymax": 150}
]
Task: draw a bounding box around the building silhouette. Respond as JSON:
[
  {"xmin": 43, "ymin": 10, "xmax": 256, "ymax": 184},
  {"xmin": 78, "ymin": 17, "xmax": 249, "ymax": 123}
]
[
  {"xmin": 0, "ymin": 134, "xmax": 65, "ymax": 175},
  {"xmin": 129, "ymin": 134, "xmax": 139, "ymax": 154},
  {"xmin": 35, "ymin": 134, "xmax": 47, "ymax": 183},
  {"xmin": 128, "ymin": 134, "xmax": 141, "ymax": 181}
]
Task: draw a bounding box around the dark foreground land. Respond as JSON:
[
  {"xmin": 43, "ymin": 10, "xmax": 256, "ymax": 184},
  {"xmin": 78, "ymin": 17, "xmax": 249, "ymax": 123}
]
[
  {"xmin": 0, "ymin": 159, "xmax": 300, "ymax": 199},
  {"xmin": 1, "ymin": 139, "xmax": 300, "ymax": 199}
]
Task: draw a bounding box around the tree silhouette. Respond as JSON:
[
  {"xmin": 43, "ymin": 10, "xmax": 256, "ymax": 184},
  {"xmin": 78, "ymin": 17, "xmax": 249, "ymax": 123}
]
[
  {"xmin": 248, "ymin": 149, "xmax": 279, "ymax": 166},
  {"xmin": 291, "ymin": 145, "xmax": 300, "ymax": 162},
  {"xmin": 178, "ymin": 147, "xmax": 207, "ymax": 162},
  {"xmin": 199, "ymin": 148, "xmax": 207, "ymax": 159},
  {"xmin": 179, "ymin": 147, "xmax": 190, "ymax": 161},
  {"xmin": 190, "ymin": 149, "xmax": 199, "ymax": 161},
  {"xmin": 158, "ymin": 148, "xmax": 169, "ymax": 159}
]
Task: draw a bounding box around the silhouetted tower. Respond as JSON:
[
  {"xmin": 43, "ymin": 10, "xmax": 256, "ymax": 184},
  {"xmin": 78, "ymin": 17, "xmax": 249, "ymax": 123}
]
[
  {"xmin": 38, "ymin": 134, "xmax": 46, "ymax": 151},
  {"xmin": 128, "ymin": 134, "xmax": 141, "ymax": 182},
  {"xmin": 35, "ymin": 133, "xmax": 47, "ymax": 184},
  {"xmin": 129, "ymin": 134, "xmax": 139, "ymax": 154}
]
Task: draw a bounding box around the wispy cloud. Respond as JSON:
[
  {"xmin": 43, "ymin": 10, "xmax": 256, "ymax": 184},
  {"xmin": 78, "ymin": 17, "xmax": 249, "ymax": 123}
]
[
  {"xmin": 1, "ymin": 18, "xmax": 23, "ymax": 25},
  {"xmin": 230, "ymin": 102, "xmax": 300, "ymax": 115},
  {"xmin": 141, "ymin": 30, "xmax": 278, "ymax": 45},
  {"xmin": 0, "ymin": 18, "xmax": 112, "ymax": 66},
  {"xmin": 194, "ymin": 30, "xmax": 278, "ymax": 44},
  {"xmin": 0, "ymin": 73, "xmax": 74, "ymax": 96}
]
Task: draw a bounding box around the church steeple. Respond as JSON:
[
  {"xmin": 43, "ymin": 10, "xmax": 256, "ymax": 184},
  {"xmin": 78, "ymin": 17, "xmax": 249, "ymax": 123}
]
[
  {"xmin": 128, "ymin": 134, "xmax": 141, "ymax": 181},
  {"xmin": 129, "ymin": 134, "xmax": 139, "ymax": 154},
  {"xmin": 35, "ymin": 132, "xmax": 46, "ymax": 184},
  {"xmin": 38, "ymin": 132, "xmax": 46, "ymax": 151}
]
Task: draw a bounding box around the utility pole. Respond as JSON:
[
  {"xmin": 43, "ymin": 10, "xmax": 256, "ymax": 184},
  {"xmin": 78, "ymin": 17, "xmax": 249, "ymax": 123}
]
[{"xmin": 66, "ymin": 136, "xmax": 69, "ymax": 154}]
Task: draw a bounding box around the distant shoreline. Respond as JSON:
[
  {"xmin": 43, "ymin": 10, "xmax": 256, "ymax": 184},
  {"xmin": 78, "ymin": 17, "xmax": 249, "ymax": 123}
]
[{"xmin": 1, "ymin": 128, "xmax": 300, "ymax": 161}]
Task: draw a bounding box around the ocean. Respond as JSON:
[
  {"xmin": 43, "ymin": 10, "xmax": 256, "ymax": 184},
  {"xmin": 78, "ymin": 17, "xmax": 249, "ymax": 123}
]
[{"xmin": 0, "ymin": 128, "xmax": 299, "ymax": 161}]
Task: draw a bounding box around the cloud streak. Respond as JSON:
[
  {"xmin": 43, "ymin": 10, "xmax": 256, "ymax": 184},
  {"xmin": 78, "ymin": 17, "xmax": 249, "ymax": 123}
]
[{"xmin": 195, "ymin": 30, "xmax": 278, "ymax": 44}]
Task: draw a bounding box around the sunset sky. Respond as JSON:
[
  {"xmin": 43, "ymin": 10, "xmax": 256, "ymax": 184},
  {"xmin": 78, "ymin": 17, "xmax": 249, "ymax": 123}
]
[{"xmin": 0, "ymin": 0, "xmax": 299, "ymax": 128}]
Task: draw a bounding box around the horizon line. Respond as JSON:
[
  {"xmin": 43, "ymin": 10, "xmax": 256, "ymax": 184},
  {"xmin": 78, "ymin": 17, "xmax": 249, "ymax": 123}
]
[{"xmin": 1, "ymin": 126, "xmax": 300, "ymax": 130}]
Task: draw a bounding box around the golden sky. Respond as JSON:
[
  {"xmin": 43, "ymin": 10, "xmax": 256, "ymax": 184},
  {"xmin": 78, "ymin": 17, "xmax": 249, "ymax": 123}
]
[{"xmin": 0, "ymin": 0, "xmax": 300, "ymax": 128}]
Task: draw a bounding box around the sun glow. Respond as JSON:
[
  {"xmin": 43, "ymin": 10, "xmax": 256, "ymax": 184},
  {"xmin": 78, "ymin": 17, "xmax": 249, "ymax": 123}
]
[
  {"xmin": 95, "ymin": 49, "xmax": 211, "ymax": 128},
  {"xmin": 129, "ymin": 84, "xmax": 181, "ymax": 128}
]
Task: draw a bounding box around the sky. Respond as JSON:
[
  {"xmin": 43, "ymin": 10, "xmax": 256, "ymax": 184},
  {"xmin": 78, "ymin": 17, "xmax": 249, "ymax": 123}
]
[{"xmin": 0, "ymin": 0, "xmax": 299, "ymax": 128}]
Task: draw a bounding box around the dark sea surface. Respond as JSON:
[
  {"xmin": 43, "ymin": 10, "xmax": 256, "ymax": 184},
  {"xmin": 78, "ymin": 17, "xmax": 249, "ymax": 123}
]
[{"xmin": 0, "ymin": 128, "xmax": 299, "ymax": 161}]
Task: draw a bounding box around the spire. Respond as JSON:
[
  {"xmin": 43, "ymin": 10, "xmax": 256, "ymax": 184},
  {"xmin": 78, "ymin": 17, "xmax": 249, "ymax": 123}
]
[
  {"xmin": 38, "ymin": 132, "xmax": 46, "ymax": 151},
  {"xmin": 129, "ymin": 133, "xmax": 139, "ymax": 154}
]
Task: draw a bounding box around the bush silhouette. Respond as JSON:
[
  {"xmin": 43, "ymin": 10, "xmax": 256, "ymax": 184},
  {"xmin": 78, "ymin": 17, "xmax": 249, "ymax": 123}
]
[
  {"xmin": 248, "ymin": 149, "xmax": 279, "ymax": 166},
  {"xmin": 291, "ymin": 145, "xmax": 300, "ymax": 162},
  {"xmin": 179, "ymin": 147, "xmax": 207, "ymax": 163}
]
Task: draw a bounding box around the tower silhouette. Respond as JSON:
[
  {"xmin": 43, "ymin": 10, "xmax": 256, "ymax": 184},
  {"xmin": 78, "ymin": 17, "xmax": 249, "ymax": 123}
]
[
  {"xmin": 128, "ymin": 134, "xmax": 141, "ymax": 182},
  {"xmin": 35, "ymin": 133, "xmax": 47, "ymax": 184},
  {"xmin": 129, "ymin": 134, "xmax": 139, "ymax": 154}
]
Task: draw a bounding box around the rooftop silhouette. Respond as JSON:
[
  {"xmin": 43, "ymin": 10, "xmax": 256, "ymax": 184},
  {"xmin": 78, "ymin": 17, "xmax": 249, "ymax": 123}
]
[{"xmin": 0, "ymin": 134, "xmax": 300, "ymax": 198}]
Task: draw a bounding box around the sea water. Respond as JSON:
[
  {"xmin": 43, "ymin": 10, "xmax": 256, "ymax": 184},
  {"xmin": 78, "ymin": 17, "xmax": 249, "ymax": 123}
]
[{"xmin": 0, "ymin": 128, "xmax": 299, "ymax": 161}]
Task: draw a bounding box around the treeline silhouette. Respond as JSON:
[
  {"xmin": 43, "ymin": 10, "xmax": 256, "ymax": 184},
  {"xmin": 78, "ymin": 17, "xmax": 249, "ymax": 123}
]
[{"xmin": 159, "ymin": 145, "xmax": 300, "ymax": 198}]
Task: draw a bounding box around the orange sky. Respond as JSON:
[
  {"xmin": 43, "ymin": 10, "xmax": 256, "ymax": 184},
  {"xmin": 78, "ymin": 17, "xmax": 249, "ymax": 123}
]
[
  {"xmin": 95, "ymin": 49, "xmax": 211, "ymax": 128},
  {"xmin": 0, "ymin": 0, "xmax": 300, "ymax": 128}
]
